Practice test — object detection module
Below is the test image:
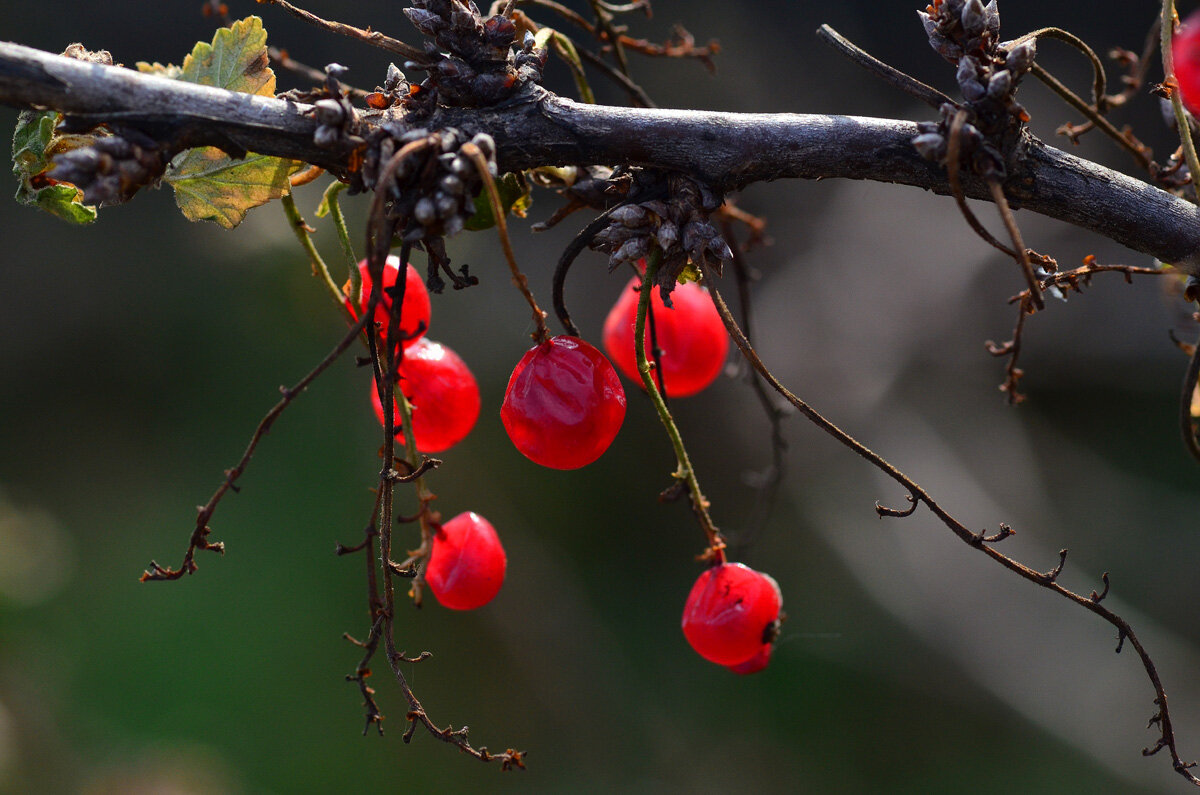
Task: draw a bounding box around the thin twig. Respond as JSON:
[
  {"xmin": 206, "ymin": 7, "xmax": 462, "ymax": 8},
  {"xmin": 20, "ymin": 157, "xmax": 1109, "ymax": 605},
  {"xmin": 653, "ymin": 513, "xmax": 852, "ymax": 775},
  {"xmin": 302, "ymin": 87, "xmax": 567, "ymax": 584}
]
[
  {"xmin": 575, "ymin": 44, "xmax": 655, "ymax": 107},
  {"xmin": 1008, "ymin": 27, "xmax": 1108, "ymax": 108},
  {"xmin": 1181, "ymin": 330, "xmax": 1200, "ymax": 464},
  {"xmin": 817, "ymin": 25, "xmax": 952, "ymax": 110},
  {"xmin": 269, "ymin": 46, "xmax": 370, "ymax": 99},
  {"xmin": 257, "ymin": 0, "xmax": 428, "ymax": 63},
  {"xmin": 722, "ymin": 220, "xmax": 787, "ymax": 552},
  {"xmin": 280, "ymin": 193, "xmax": 355, "ymax": 320},
  {"xmin": 946, "ymin": 110, "xmax": 1019, "ymax": 258},
  {"xmin": 320, "ymin": 180, "xmax": 360, "ymax": 296},
  {"xmin": 289, "ymin": 164, "xmax": 325, "ymax": 187},
  {"xmin": 140, "ymin": 308, "xmax": 371, "ymax": 581},
  {"xmin": 462, "ymin": 142, "xmax": 551, "ymax": 343},
  {"xmin": 988, "ymin": 179, "xmax": 1045, "ymax": 310},
  {"xmin": 698, "ymin": 258, "xmax": 1200, "ymax": 787},
  {"xmin": 1031, "ymin": 63, "xmax": 1153, "ymax": 171},
  {"xmin": 636, "ymin": 251, "xmax": 725, "ymax": 562},
  {"xmin": 1163, "ymin": 0, "xmax": 1200, "ymax": 203},
  {"xmin": 552, "ymin": 199, "xmax": 644, "ymax": 336}
]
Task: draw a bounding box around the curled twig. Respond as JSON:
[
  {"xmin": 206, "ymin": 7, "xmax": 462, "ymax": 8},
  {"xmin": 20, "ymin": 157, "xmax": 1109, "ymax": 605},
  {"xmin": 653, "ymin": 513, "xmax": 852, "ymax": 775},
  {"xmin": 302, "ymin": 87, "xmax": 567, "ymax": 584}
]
[
  {"xmin": 140, "ymin": 308, "xmax": 371, "ymax": 582},
  {"xmin": 698, "ymin": 258, "xmax": 1200, "ymax": 786},
  {"xmin": 876, "ymin": 493, "xmax": 918, "ymax": 518},
  {"xmin": 553, "ymin": 200, "xmax": 639, "ymax": 336}
]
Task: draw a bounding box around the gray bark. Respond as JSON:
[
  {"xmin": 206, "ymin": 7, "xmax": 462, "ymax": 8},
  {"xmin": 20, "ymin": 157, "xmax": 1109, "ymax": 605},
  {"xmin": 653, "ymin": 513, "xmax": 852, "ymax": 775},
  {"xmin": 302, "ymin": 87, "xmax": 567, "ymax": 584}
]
[{"xmin": 2, "ymin": 40, "xmax": 1199, "ymax": 272}]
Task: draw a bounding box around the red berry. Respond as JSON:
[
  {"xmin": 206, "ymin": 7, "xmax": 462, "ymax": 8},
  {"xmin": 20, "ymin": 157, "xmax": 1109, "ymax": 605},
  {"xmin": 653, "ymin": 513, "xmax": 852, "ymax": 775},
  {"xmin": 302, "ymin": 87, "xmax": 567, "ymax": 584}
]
[
  {"xmin": 347, "ymin": 256, "xmax": 431, "ymax": 350},
  {"xmin": 1175, "ymin": 11, "xmax": 1200, "ymax": 116},
  {"xmin": 425, "ymin": 512, "xmax": 506, "ymax": 610},
  {"xmin": 681, "ymin": 562, "xmax": 782, "ymax": 667},
  {"xmin": 501, "ymin": 335, "xmax": 626, "ymax": 470},
  {"xmin": 726, "ymin": 644, "xmax": 772, "ymax": 675},
  {"xmin": 602, "ymin": 277, "xmax": 729, "ymax": 398},
  {"xmin": 371, "ymin": 338, "xmax": 480, "ymax": 453}
]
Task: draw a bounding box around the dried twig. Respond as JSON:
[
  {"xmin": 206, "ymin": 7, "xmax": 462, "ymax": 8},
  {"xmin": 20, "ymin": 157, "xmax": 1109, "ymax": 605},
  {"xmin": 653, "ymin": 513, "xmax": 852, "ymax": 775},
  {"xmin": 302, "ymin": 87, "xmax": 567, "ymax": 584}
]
[{"xmin": 699, "ymin": 259, "xmax": 1200, "ymax": 786}]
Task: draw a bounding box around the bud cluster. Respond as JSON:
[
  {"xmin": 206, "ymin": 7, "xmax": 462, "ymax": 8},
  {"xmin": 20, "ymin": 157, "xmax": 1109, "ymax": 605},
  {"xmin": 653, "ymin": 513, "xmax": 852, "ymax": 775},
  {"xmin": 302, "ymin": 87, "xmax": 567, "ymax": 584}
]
[
  {"xmin": 590, "ymin": 174, "xmax": 732, "ymax": 304},
  {"xmin": 361, "ymin": 126, "xmax": 497, "ymax": 291},
  {"xmin": 912, "ymin": 0, "xmax": 1036, "ymax": 180},
  {"xmin": 404, "ymin": 0, "xmax": 547, "ymax": 106},
  {"xmin": 49, "ymin": 127, "xmax": 167, "ymax": 205}
]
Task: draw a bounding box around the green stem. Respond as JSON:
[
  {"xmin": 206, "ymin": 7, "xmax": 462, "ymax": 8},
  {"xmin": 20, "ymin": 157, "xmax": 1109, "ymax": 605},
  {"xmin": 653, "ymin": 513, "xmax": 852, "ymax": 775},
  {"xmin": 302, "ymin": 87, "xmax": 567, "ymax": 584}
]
[
  {"xmin": 281, "ymin": 193, "xmax": 356, "ymax": 322},
  {"xmin": 1163, "ymin": 0, "xmax": 1200, "ymax": 203},
  {"xmin": 320, "ymin": 180, "xmax": 360, "ymax": 297},
  {"xmin": 634, "ymin": 251, "xmax": 726, "ymax": 562},
  {"xmin": 388, "ymin": 355, "xmax": 436, "ymax": 587}
]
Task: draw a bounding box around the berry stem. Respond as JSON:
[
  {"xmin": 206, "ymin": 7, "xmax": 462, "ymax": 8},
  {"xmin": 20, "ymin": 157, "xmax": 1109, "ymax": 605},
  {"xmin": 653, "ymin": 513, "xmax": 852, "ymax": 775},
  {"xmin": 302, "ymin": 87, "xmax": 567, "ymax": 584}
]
[
  {"xmin": 634, "ymin": 251, "xmax": 725, "ymax": 563},
  {"xmin": 461, "ymin": 142, "xmax": 551, "ymax": 344},
  {"xmin": 1162, "ymin": 0, "xmax": 1200, "ymax": 203},
  {"xmin": 281, "ymin": 192, "xmax": 357, "ymax": 323},
  {"xmin": 320, "ymin": 179, "xmax": 361, "ymax": 300}
]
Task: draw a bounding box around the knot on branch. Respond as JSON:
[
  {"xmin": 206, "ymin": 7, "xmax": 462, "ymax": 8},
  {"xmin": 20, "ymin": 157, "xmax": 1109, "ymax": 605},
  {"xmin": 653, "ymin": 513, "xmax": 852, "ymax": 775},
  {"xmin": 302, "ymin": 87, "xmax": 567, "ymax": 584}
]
[
  {"xmin": 405, "ymin": 0, "xmax": 547, "ymax": 107},
  {"xmin": 913, "ymin": 0, "xmax": 1033, "ymax": 179},
  {"xmin": 589, "ymin": 173, "xmax": 731, "ymax": 304}
]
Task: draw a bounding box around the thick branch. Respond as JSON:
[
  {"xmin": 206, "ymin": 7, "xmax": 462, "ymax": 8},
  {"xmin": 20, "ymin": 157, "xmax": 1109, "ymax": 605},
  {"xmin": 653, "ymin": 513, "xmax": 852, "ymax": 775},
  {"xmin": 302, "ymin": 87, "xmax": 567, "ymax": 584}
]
[{"xmin": 2, "ymin": 41, "xmax": 1199, "ymax": 269}]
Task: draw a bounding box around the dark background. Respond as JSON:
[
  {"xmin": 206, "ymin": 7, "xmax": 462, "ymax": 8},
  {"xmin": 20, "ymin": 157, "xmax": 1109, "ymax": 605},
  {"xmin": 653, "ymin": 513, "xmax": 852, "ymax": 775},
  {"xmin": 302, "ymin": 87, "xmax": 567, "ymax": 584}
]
[{"xmin": 2, "ymin": 1, "xmax": 1199, "ymax": 792}]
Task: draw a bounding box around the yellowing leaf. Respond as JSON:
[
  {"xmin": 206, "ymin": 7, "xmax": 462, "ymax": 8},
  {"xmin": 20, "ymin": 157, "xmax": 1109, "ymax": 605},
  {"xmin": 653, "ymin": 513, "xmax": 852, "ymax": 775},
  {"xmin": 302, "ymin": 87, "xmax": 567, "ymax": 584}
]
[
  {"xmin": 178, "ymin": 16, "xmax": 275, "ymax": 95},
  {"xmin": 135, "ymin": 62, "xmax": 184, "ymax": 79},
  {"xmin": 157, "ymin": 17, "xmax": 300, "ymax": 228},
  {"xmin": 168, "ymin": 149, "xmax": 300, "ymax": 229}
]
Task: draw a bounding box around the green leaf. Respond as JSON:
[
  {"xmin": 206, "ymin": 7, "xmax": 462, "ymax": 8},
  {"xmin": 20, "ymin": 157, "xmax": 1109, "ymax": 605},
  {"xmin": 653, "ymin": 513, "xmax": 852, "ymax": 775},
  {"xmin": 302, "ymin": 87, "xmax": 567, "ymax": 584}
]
[
  {"xmin": 464, "ymin": 172, "xmax": 533, "ymax": 231},
  {"xmin": 152, "ymin": 17, "xmax": 301, "ymax": 228},
  {"xmin": 11, "ymin": 110, "xmax": 97, "ymax": 225}
]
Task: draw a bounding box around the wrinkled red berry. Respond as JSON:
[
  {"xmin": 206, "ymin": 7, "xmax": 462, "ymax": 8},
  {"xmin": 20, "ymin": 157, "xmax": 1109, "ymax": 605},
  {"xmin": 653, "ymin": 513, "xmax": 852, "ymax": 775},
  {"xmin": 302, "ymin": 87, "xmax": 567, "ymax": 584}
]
[
  {"xmin": 347, "ymin": 256, "xmax": 431, "ymax": 349},
  {"xmin": 371, "ymin": 338, "xmax": 480, "ymax": 453},
  {"xmin": 602, "ymin": 277, "xmax": 729, "ymax": 397},
  {"xmin": 1176, "ymin": 11, "xmax": 1200, "ymax": 115},
  {"xmin": 501, "ymin": 335, "xmax": 626, "ymax": 470},
  {"xmin": 425, "ymin": 512, "xmax": 506, "ymax": 610},
  {"xmin": 682, "ymin": 562, "xmax": 782, "ymax": 667}
]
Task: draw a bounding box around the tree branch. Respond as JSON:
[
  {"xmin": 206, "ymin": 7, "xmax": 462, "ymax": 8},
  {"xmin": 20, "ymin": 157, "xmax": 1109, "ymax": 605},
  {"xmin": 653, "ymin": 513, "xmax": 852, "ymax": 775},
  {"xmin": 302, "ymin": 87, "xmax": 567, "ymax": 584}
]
[{"xmin": 2, "ymin": 40, "xmax": 1200, "ymax": 270}]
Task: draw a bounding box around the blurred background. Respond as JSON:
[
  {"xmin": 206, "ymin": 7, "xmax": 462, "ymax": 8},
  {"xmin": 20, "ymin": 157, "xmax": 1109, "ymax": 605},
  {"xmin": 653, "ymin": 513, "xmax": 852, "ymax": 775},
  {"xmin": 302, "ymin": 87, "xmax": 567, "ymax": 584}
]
[{"xmin": 2, "ymin": 0, "xmax": 1199, "ymax": 792}]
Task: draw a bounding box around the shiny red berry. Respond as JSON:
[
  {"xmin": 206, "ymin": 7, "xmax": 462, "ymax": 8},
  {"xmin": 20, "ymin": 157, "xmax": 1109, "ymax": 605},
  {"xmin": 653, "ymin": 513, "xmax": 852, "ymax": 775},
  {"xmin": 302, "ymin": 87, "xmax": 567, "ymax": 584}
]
[
  {"xmin": 726, "ymin": 644, "xmax": 772, "ymax": 675},
  {"xmin": 501, "ymin": 335, "xmax": 626, "ymax": 470},
  {"xmin": 1175, "ymin": 11, "xmax": 1200, "ymax": 115},
  {"xmin": 682, "ymin": 563, "xmax": 782, "ymax": 667},
  {"xmin": 347, "ymin": 256, "xmax": 431, "ymax": 349},
  {"xmin": 371, "ymin": 338, "xmax": 480, "ymax": 453},
  {"xmin": 602, "ymin": 277, "xmax": 729, "ymax": 398},
  {"xmin": 425, "ymin": 512, "xmax": 506, "ymax": 610}
]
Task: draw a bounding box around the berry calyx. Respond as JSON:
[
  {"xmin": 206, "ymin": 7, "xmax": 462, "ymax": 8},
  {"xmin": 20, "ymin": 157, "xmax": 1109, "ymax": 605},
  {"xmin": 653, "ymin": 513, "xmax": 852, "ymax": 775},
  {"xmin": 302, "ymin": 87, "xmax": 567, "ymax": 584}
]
[
  {"xmin": 371, "ymin": 337, "xmax": 480, "ymax": 453},
  {"xmin": 1175, "ymin": 11, "xmax": 1200, "ymax": 116},
  {"xmin": 602, "ymin": 276, "xmax": 729, "ymax": 398},
  {"xmin": 425, "ymin": 512, "xmax": 506, "ymax": 610},
  {"xmin": 501, "ymin": 335, "xmax": 626, "ymax": 470},
  {"xmin": 347, "ymin": 256, "xmax": 431, "ymax": 349},
  {"xmin": 681, "ymin": 562, "xmax": 782, "ymax": 667}
]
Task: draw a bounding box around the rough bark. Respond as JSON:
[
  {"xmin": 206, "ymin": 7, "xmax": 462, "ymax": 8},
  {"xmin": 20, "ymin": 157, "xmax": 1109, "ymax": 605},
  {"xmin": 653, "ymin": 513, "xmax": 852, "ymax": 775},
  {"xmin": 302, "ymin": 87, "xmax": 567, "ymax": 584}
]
[{"xmin": 2, "ymin": 40, "xmax": 1199, "ymax": 271}]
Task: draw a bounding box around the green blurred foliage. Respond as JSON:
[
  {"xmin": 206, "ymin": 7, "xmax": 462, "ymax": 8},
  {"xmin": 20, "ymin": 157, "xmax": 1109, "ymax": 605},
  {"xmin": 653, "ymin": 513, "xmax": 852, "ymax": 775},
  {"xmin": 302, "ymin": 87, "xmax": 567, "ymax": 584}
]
[{"xmin": 0, "ymin": 1, "xmax": 1195, "ymax": 793}]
